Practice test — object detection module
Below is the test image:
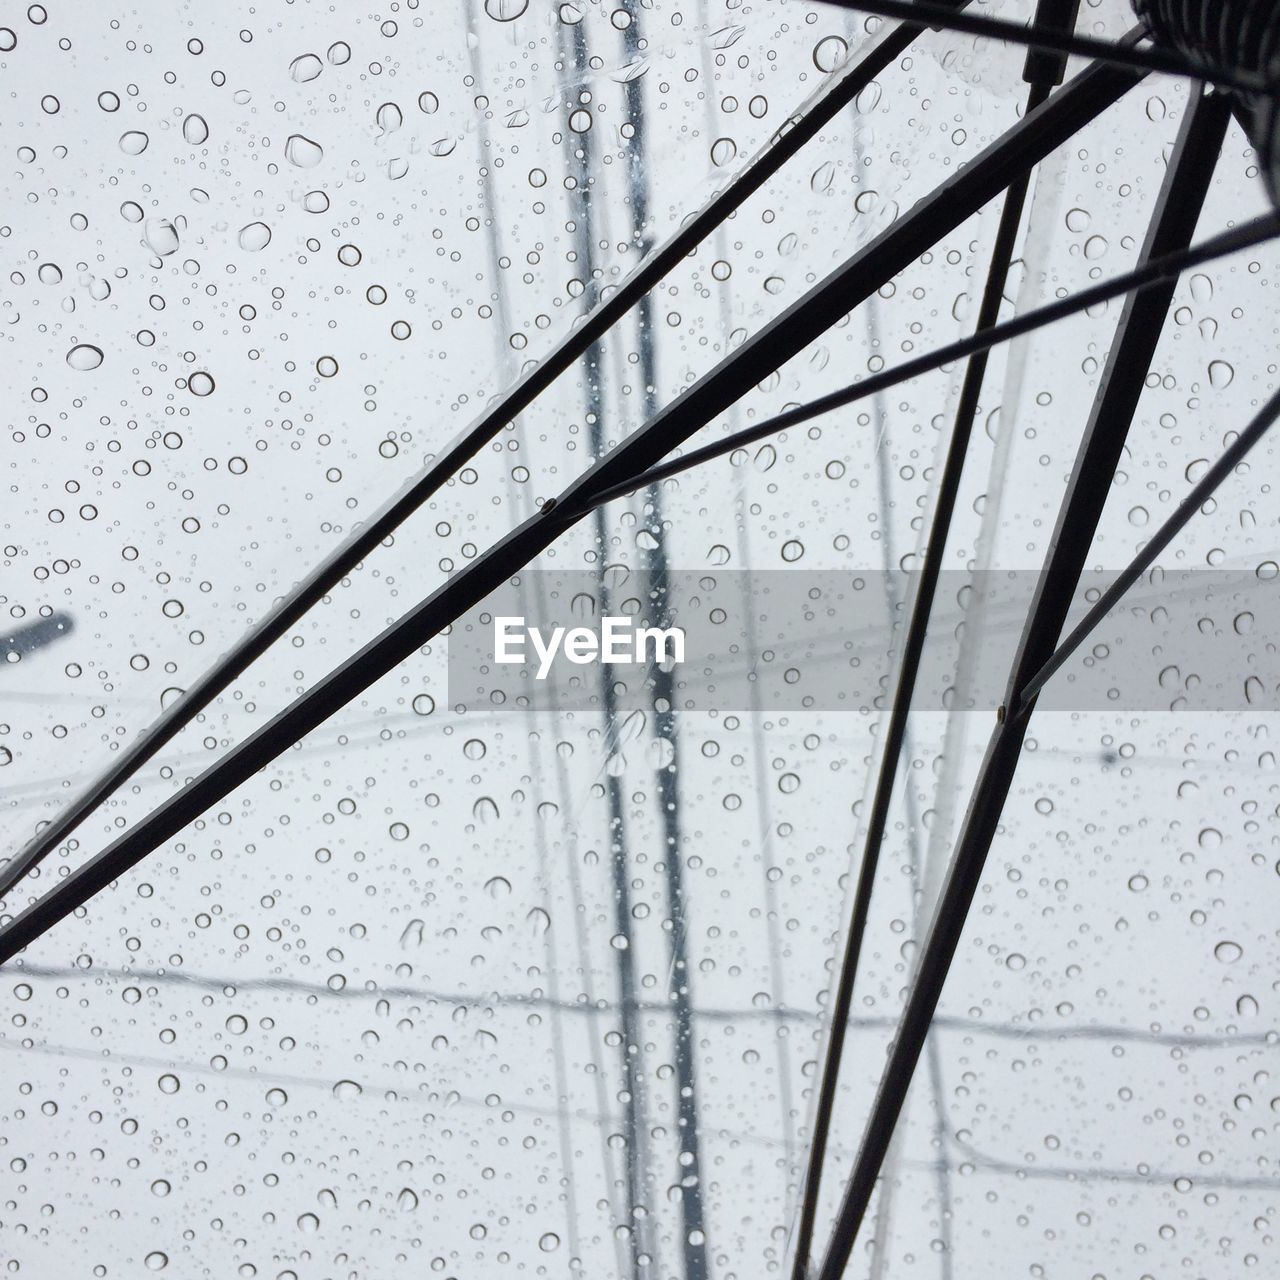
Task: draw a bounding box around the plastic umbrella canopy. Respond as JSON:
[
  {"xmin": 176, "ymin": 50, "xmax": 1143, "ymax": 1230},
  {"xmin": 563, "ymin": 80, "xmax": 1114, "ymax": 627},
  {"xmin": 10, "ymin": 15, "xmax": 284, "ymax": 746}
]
[{"xmin": 1, "ymin": 0, "xmax": 1279, "ymax": 1276}]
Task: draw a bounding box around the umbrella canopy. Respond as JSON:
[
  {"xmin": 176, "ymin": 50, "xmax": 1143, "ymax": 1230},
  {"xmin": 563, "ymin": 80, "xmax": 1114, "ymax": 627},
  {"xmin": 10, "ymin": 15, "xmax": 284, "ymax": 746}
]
[{"xmin": 2, "ymin": 2, "xmax": 1278, "ymax": 1277}]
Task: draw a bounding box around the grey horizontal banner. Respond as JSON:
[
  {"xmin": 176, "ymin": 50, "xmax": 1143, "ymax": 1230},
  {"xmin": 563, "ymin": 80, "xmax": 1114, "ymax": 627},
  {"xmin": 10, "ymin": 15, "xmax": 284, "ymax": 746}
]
[{"xmin": 445, "ymin": 569, "xmax": 1280, "ymax": 714}]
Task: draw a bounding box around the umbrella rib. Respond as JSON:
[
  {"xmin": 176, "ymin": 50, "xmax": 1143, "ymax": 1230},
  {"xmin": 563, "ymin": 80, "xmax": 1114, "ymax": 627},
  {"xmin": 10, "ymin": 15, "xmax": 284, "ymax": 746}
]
[
  {"xmin": 0, "ymin": 47, "xmax": 1146, "ymax": 965},
  {"xmin": 1018, "ymin": 384, "xmax": 1280, "ymax": 710},
  {"xmin": 0, "ymin": 2, "xmax": 949, "ymax": 902},
  {"xmin": 811, "ymin": 85, "xmax": 1233, "ymax": 1280},
  {"xmin": 785, "ymin": 1, "xmax": 1074, "ymax": 1263},
  {"xmin": 815, "ymin": 0, "xmax": 1271, "ymax": 92},
  {"xmin": 574, "ymin": 212, "xmax": 1280, "ymax": 513}
]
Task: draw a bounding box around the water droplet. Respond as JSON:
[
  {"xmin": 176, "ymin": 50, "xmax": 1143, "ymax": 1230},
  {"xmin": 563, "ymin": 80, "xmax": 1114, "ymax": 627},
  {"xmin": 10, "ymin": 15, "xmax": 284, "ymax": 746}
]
[
  {"xmin": 327, "ymin": 40, "xmax": 351, "ymax": 65},
  {"xmin": 188, "ymin": 371, "xmax": 215, "ymax": 397},
  {"xmin": 418, "ymin": 90, "xmax": 439, "ymax": 114},
  {"xmin": 157, "ymin": 1073, "xmax": 180, "ymax": 1094},
  {"xmin": 238, "ymin": 221, "xmax": 272, "ymax": 251},
  {"xmin": 119, "ymin": 130, "xmax": 149, "ymax": 155},
  {"xmin": 710, "ymin": 136, "xmax": 737, "ymax": 167},
  {"xmin": 376, "ymin": 101, "xmax": 402, "ymax": 135},
  {"xmin": 182, "ymin": 113, "xmax": 208, "ymax": 145},
  {"xmin": 38, "ymin": 262, "xmax": 62, "ymax": 284},
  {"xmin": 285, "ymin": 133, "xmax": 324, "ymax": 167},
  {"xmin": 337, "ymin": 243, "xmax": 362, "ymax": 266},
  {"xmin": 332, "ymin": 1078, "xmax": 362, "ymax": 1101},
  {"xmin": 66, "ymin": 343, "xmax": 104, "ymax": 371},
  {"xmin": 484, "ymin": 875, "xmax": 511, "ymax": 899},
  {"xmin": 144, "ymin": 1253, "xmax": 168, "ymax": 1272},
  {"xmin": 539, "ymin": 1232, "xmax": 560, "ymax": 1253},
  {"xmin": 1214, "ymin": 940, "xmax": 1243, "ymax": 964},
  {"xmin": 144, "ymin": 219, "xmax": 179, "ymax": 256},
  {"xmin": 813, "ymin": 35, "xmax": 849, "ymax": 72},
  {"xmin": 290, "ymin": 52, "xmax": 323, "ymax": 82},
  {"xmin": 412, "ymin": 693, "xmax": 435, "ymax": 715},
  {"xmin": 1208, "ymin": 359, "xmax": 1234, "ymax": 389},
  {"xmin": 397, "ymin": 1187, "xmax": 419, "ymax": 1212}
]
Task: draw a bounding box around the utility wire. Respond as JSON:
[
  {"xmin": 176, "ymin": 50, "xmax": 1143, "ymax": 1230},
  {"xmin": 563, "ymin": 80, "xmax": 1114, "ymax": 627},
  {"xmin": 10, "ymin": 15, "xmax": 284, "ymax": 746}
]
[
  {"xmin": 8, "ymin": 1031, "xmax": 1275, "ymax": 1195},
  {"xmin": 694, "ymin": 0, "xmax": 803, "ymax": 1207},
  {"xmin": 562, "ymin": 17, "xmax": 655, "ymax": 1276},
  {"xmin": 16, "ymin": 961, "xmax": 1276, "ymax": 1049},
  {"xmin": 463, "ymin": 13, "xmax": 617, "ymax": 1271},
  {"xmin": 620, "ymin": 8, "xmax": 710, "ymax": 1277}
]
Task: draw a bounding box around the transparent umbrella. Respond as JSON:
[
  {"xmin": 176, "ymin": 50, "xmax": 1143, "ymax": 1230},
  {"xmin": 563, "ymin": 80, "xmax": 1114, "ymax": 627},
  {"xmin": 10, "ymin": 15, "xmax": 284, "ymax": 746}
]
[{"xmin": 2, "ymin": 1, "xmax": 1278, "ymax": 1277}]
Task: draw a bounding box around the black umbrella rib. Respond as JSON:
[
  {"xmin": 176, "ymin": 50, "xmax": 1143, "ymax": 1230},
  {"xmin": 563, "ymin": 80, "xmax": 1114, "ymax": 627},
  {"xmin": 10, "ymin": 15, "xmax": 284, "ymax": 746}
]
[
  {"xmin": 576, "ymin": 213, "xmax": 1280, "ymax": 512},
  {"xmin": 815, "ymin": 0, "xmax": 1270, "ymax": 91},
  {"xmin": 0, "ymin": 3, "xmax": 945, "ymax": 902},
  {"xmin": 812, "ymin": 85, "xmax": 1233, "ymax": 1280},
  {"xmin": 786, "ymin": 2, "xmax": 1076, "ymax": 1267},
  {"xmin": 0, "ymin": 49, "xmax": 1144, "ymax": 965},
  {"xmin": 1019, "ymin": 383, "xmax": 1280, "ymax": 709}
]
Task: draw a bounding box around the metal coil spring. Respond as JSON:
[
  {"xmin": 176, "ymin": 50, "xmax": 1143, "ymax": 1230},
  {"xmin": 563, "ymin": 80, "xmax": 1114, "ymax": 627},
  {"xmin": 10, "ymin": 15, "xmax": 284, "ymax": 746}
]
[{"xmin": 1133, "ymin": 0, "xmax": 1280, "ymax": 203}]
